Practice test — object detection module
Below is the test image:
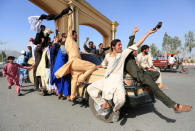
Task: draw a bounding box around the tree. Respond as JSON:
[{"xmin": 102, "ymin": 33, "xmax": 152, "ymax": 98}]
[
  {"xmin": 0, "ymin": 41, "xmax": 3, "ymax": 51},
  {"xmin": 2, "ymin": 51, "xmax": 6, "ymax": 59},
  {"xmin": 162, "ymin": 32, "xmax": 170, "ymax": 54},
  {"xmin": 170, "ymin": 36, "xmax": 181, "ymax": 53},
  {"xmin": 0, "ymin": 41, "xmax": 7, "ymax": 62},
  {"xmin": 184, "ymin": 31, "xmax": 195, "ymax": 56},
  {"xmin": 162, "ymin": 32, "xmax": 181, "ymax": 54},
  {"xmin": 150, "ymin": 43, "xmax": 161, "ymax": 57}
]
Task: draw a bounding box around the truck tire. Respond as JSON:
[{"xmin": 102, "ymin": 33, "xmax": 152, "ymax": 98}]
[{"xmin": 89, "ymin": 97, "xmax": 114, "ymax": 123}]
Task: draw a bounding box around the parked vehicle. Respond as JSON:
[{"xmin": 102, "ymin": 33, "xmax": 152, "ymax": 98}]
[{"xmin": 153, "ymin": 53, "xmax": 182, "ymax": 72}]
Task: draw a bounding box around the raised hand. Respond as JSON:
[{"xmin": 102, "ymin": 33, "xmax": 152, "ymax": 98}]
[
  {"xmin": 132, "ymin": 27, "xmax": 139, "ymax": 36},
  {"xmin": 86, "ymin": 37, "xmax": 89, "ymax": 41},
  {"xmin": 133, "ymin": 27, "xmax": 139, "ymax": 33},
  {"xmin": 148, "ymin": 28, "xmax": 158, "ymax": 34}
]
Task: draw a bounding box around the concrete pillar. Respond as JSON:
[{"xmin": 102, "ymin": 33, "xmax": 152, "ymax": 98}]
[{"xmin": 111, "ymin": 21, "xmax": 118, "ymax": 40}]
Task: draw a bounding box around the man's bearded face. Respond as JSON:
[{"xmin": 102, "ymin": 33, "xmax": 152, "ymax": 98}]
[{"xmin": 144, "ymin": 48, "xmax": 149, "ymax": 55}]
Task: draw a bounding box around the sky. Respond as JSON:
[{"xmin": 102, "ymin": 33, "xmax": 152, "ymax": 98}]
[{"xmin": 0, "ymin": 0, "xmax": 195, "ymax": 56}]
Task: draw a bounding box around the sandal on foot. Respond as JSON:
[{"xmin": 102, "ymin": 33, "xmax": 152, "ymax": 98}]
[
  {"xmin": 112, "ymin": 111, "xmax": 120, "ymax": 122},
  {"xmin": 96, "ymin": 108, "xmax": 111, "ymax": 116},
  {"xmin": 174, "ymin": 104, "xmax": 192, "ymax": 113}
]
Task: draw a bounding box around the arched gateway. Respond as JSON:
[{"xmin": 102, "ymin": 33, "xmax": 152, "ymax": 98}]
[{"xmin": 29, "ymin": 0, "xmax": 118, "ymax": 47}]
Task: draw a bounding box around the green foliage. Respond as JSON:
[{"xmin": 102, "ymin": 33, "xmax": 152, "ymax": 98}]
[
  {"xmin": 1, "ymin": 51, "xmax": 6, "ymax": 58},
  {"xmin": 184, "ymin": 31, "xmax": 195, "ymax": 54},
  {"xmin": 162, "ymin": 32, "xmax": 169, "ymax": 54},
  {"xmin": 0, "ymin": 52, "xmax": 6, "ymax": 62},
  {"xmin": 162, "ymin": 32, "xmax": 181, "ymax": 54},
  {"xmin": 190, "ymin": 59, "xmax": 195, "ymax": 63},
  {"xmin": 0, "ymin": 41, "xmax": 7, "ymax": 62},
  {"xmin": 137, "ymin": 47, "xmax": 141, "ymax": 54},
  {"xmin": 150, "ymin": 43, "xmax": 161, "ymax": 57}
]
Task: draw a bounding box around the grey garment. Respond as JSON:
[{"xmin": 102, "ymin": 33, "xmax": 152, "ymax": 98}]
[
  {"xmin": 97, "ymin": 47, "xmax": 110, "ymax": 61},
  {"xmin": 83, "ymin": 44, "xmax": 97, "ymax": 54},
  {"xmin": 98, "ymin": 49, "xmax": 104, "ymax": 55},
  {"xmin": 60, "ymin": 45, "xmax": 66, "ymax": 54}
]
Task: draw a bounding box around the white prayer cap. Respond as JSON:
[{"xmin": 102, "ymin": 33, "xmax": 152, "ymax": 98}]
[{"xmin": 21, "ymin": 50, "xmax": 26, "ymax": 55}]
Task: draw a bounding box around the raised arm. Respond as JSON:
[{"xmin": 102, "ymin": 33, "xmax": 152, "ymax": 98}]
[
  {"xmin": 83, "ymin": 37, "xmax": 90, "ymax": 52},
  {"xmin": 103, "ymin": 47, "xmax": 110, "ymax": 51},
  {"xmin": 136, "ymin": 29, "xmax": 157, "ymax": 48},
  {"xmin": 67, "ymin": 11, "xmax": 73, "ymax": 38},
  {"xmin": 127, "ymin": 27, "xmax": 139, "ymax": 47}
]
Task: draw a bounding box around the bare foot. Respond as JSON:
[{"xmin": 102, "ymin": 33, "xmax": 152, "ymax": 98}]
[
  {"xmin": 66, "ymin": 96, "xmax": 71, "ymax": 101},
  {"xmin": 101, "ymin": 102, "xmax": 110, "ymax": 110},
  {"xmin": 158, "ymin": 83, "xmax": 168, "ymax": 90},
  {"xmin": 70, "ymin": 95, "xmax": 77, "ymax": 101},
  {"xmin": 173, "ymin": 104, "xmax": 192, "ymax": 113}
]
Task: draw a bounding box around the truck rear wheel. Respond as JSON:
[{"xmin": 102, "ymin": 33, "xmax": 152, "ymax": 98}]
[{"xmin": 89, "ymin": 97, "xmax": 114, "ymax": 123}]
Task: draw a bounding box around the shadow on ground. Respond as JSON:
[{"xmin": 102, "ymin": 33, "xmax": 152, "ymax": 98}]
[
  {"xmin": 120, "ymin": 104, "xmax": 176, "ymax": 126},
  {"xmin": 20, "ymin": 88, "xmax": 36, "ymax": 96}
]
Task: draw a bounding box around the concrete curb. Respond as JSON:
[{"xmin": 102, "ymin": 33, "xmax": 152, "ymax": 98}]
[{"xmin": 182, "ymin": 63, "xmax": 195, "ymax": 66}]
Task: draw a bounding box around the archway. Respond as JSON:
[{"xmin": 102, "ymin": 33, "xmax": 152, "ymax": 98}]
[{"xmin": 29, "ymin": 0, "xmax": 118, "ymax": 47}]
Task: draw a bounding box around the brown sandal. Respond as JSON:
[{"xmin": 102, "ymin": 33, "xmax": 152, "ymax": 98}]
[{"xmin": 174, "ymin": 104, "xmax": 192, "ymax": 113}]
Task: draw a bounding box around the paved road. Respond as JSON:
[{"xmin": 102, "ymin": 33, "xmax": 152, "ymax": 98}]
[{"xmin": 0, "ymin": 67, "xmax": 195, "ymax": 131}]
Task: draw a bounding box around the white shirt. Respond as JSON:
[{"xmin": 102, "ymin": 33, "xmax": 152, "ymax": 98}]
[
  {"xmin": 168, "ymin": 57, "xmax": 175, "ymax": 64},
  {"xmin": 101, "ymin": 53, "xmax": 115, "ymax": 72},
  {"xmin": 99, "ymin": 44, "xmax": 138, "ymax": 100},
  {"xmin": 30, "ymin": 42, "xmax": 37, "ymax": 61},
  {"xmin": 137, "ymin": 53, "xmax": 153, "ymax": 69}
]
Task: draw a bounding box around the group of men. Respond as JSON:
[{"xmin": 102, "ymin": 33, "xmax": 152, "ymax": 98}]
[
  {"xmin": 87, "ymin": 27, "xmax": 192, "ymax": 122},
  {"xmin": 28, "ymin": 11, "xmax": 97, "ymax": 101},
  {"xmin": 3, "ymin": 8, "xmax": 192, "ymax": 123},
  {"xmin": 83, "ymin": 37, "xmax": 110, "ymax": 61}
]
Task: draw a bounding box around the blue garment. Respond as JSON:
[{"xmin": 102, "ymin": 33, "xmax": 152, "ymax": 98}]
[
  {"xmin": 14, "ymin": 55, "xmax": 27, "ymax": 85},
  {"xmin": 51, "ymin": 49, "xmax": 71, "ymax": 96},
  {"xmin": 50, "ymin": 43, "xmax": 60, "ymax": 74},
  {"xmin": 26, "ymin": 51, "xmax": 32, "ymax": 62}
]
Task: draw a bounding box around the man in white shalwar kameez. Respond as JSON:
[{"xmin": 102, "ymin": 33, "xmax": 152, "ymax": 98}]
[
  {"xmin": 87, "ymin": 27, "xmax": 158, "ymax": 122},
  {"xmin": 137, "ymin": 45, "xmax": 168, "ymax": 89}
]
